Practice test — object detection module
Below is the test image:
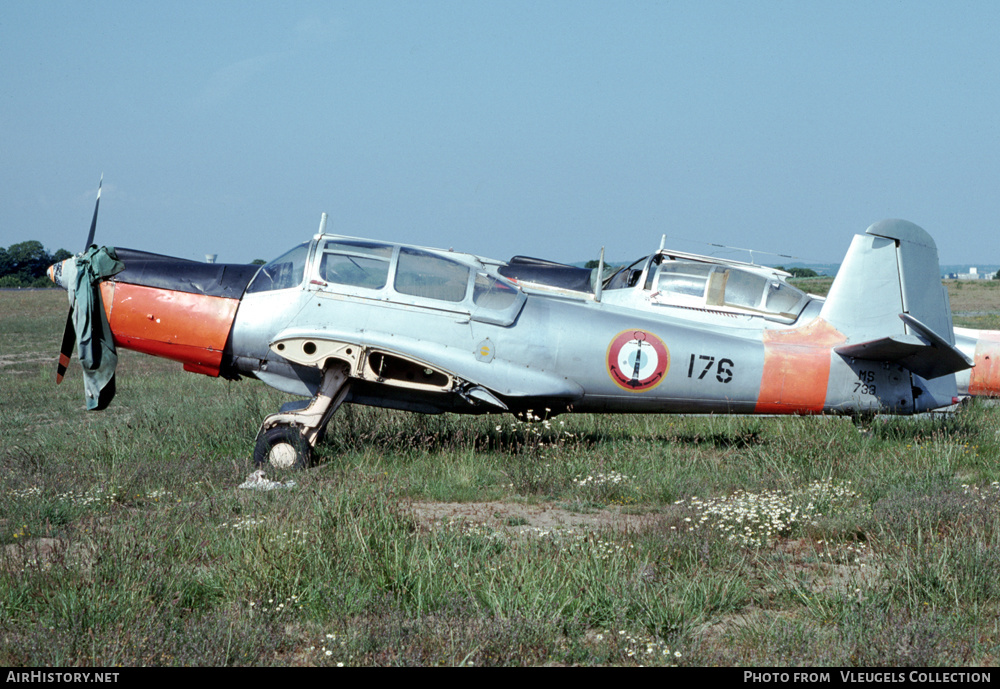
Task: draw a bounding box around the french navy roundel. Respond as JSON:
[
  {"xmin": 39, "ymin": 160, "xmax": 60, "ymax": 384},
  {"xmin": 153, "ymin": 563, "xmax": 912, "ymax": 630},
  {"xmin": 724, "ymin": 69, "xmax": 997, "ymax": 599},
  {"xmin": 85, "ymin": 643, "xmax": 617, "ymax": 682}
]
[{"xmin": 606, "ymin": 329, "xmax": 669, "ymax": 392}]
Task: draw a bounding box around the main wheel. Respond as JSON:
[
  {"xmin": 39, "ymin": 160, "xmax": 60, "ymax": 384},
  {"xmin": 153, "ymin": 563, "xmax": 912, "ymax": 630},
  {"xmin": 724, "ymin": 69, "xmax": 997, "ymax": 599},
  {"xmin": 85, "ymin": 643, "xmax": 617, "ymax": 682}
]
[{"xmin": 254, "ymin": 425, "xmax": 312, "ymax": 470}]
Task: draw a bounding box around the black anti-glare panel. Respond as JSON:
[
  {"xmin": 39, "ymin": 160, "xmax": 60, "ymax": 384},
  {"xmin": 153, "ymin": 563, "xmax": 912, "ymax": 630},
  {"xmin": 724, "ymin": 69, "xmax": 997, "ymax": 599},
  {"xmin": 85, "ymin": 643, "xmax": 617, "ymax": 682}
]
[
  {"xmin": 499, "ymin": 255, "xmax": 594, "ymax": 293},
  {"xmin": 111, "ymin": 248, "xmax": 260, "ymax": 299}
]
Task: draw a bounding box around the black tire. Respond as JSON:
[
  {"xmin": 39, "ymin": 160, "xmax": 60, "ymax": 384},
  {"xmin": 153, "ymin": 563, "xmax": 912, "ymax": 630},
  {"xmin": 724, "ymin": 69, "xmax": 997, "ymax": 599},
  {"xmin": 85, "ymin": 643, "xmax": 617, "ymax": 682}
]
[{"xmin": 254, "ymin": 425, "xmax": 312, "ymax": 470}]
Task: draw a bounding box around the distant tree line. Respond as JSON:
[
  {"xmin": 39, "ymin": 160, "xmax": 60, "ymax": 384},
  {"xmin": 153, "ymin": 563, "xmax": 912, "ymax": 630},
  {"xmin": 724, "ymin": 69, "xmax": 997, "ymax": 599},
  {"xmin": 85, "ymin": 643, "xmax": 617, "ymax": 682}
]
[
  {"xmin": 774, "ymin": 266, "xmax": 820, "ymax": 278},
  {"xmin": 0, "ymin": 241, "xmax": 72, "ymax": 288}
]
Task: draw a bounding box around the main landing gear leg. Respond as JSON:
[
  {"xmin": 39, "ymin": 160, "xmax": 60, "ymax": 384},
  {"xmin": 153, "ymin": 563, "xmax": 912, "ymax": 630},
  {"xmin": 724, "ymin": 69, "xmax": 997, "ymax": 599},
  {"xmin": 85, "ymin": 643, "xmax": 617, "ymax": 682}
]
[{"xmin": 253, "ymin": 363, "xmax": 351, "ymax": 470}]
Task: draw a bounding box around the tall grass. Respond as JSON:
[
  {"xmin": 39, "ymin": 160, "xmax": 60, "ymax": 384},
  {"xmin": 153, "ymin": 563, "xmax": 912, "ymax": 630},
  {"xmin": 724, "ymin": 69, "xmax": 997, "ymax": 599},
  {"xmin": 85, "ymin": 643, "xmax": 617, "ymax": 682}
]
[{"xmin": 4, "ymin": 290, "xmax": 1000, "ymax": 665}]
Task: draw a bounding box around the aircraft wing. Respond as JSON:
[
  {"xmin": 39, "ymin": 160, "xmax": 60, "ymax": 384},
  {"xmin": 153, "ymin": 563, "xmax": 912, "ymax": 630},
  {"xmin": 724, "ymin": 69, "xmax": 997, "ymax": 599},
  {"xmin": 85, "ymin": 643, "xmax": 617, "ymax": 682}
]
[{"xmin": 267, "ymin": 326, "xmax": 585, "ymax": 407}]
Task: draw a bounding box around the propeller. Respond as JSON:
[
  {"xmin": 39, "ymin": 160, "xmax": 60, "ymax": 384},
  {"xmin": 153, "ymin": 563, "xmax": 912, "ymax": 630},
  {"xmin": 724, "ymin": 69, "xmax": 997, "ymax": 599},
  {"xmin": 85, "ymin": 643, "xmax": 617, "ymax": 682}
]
[
  {"xmin": 56, "ymin": 176, "xmax": 101, "ymax": 385},
  {"xmin": 54, "ymin": 176, "xmax": 123, "ymax": 410}
]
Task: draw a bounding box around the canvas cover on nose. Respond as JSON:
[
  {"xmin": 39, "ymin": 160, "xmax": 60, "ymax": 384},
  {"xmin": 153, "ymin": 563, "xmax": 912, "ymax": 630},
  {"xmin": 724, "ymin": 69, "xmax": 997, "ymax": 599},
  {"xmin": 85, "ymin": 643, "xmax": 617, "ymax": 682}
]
[{"xmin": 69, "ymin": 246, "xmax": 125, "ymax": 409}]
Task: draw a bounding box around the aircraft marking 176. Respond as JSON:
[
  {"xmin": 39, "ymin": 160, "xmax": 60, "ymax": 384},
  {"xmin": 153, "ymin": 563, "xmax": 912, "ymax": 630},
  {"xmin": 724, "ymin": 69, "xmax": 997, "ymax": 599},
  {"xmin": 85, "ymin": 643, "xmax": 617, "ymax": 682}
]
[{"xmin": 48, "ymin": 183, "xmax": 1000, "ymax": 468}]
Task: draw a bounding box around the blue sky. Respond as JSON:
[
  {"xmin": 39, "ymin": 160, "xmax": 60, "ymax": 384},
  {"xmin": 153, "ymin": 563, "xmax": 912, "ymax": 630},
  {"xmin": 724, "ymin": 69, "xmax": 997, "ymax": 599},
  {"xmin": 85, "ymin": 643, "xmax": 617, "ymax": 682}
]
[{"xmin": 2, "ymin": 1, "xmax": 999, "ymax": 266}]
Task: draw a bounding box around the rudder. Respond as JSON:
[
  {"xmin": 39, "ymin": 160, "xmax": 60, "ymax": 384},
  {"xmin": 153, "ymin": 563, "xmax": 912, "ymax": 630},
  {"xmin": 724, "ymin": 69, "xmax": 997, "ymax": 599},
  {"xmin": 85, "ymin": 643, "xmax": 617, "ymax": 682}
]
[{"xmin": 820, "ymin": 219, "xmax": 968, "ymax": 411}]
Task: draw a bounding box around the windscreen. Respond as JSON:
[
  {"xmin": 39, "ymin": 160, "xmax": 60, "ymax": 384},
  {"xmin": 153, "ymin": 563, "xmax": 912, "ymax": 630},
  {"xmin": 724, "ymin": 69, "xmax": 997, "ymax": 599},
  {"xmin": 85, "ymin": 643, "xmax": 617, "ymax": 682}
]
[{"xmin": 246, "ymin": 242, "xmax": 309, "ymax": 293}]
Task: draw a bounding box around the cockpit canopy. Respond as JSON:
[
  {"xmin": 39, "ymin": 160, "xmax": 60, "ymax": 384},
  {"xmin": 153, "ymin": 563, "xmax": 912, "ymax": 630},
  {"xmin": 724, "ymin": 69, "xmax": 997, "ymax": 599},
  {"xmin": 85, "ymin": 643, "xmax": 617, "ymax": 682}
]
[
  {"xmin": 247, "ymin": 235, "xmax": 524, "ymax": 326},
  {"xmin": 602, "ymin": 251, "xmax": 810, "ymax": 322},
  {"xmin": 651, "ymin": 260, "xmax": 808, "ymax": 318}
]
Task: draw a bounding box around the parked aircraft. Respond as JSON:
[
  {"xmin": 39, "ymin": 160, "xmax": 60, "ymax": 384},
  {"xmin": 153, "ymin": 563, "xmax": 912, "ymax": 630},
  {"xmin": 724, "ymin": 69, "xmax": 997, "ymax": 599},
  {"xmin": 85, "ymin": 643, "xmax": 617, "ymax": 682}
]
[{"xmin": 48, "ymin": 184, "xmax": 1000, "ymax": 469}]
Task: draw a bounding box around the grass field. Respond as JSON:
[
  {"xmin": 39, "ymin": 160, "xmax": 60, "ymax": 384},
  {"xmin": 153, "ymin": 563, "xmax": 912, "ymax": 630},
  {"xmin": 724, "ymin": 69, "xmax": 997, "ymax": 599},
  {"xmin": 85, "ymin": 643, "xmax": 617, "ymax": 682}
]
[{"xmin": 2, "ymin": 286, "xmax": 1000, "ymax": 666}]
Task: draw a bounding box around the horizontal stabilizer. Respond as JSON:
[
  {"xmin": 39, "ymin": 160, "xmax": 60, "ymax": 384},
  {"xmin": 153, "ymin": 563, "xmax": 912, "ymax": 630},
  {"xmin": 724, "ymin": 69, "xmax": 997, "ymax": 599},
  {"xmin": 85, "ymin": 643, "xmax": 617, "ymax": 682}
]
[{"xmin": 836, "ymin": 314, "xmax": 973, "ymax": 380}]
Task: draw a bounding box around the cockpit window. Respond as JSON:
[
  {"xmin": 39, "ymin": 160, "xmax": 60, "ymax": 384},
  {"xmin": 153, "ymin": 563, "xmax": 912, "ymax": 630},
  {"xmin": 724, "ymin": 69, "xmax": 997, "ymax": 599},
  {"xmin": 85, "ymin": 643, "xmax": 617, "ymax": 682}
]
[
  {"xmin": 720, "ymin": 269, "xmax": 766, "ymax": 310},
  {"xmin": 246, "ymin": 242, "xmax": 309, "ymax": 293},
  {"xmin": 604, "ymin": 256, "xmax": 648, "ymax": 290},
  {"xmin": 320, "ymin": 240, "xmax": 392, "ymax": 290},
  {"xmin": 394, "ymin": 247, "xmax": 471, "ymax": 302},
  {"xmin": 765, "ymin": 280, "xmax": 807, "ymax": 315},
  {"xmin": 717, "ymin": 269, "xmax": 806, "ymax": 316},
  {"xmin": 656, "ymin": 263, "xmax": 714, "ymax": 298},
  {"xmin": 473, "ymin": 272, "xmax": 519, "ymax": 310}
]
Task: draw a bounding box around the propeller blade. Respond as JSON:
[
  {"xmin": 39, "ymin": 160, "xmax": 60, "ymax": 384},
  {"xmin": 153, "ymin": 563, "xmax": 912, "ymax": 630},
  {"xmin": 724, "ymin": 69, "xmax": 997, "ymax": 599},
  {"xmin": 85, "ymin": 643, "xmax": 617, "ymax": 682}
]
[
  {"xmin": 56, "ymin": 312, "xmax": 75, "ymax": 384},
  {"xmin": 83, "ymin": 174, "xmax": 102, "ymax": 250}
]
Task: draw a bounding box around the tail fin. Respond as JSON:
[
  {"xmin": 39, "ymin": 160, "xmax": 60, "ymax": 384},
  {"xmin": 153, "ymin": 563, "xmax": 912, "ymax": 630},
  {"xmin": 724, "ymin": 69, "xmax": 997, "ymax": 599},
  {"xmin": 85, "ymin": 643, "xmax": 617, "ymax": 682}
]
[
  {"xmin": 821, "ymin": 220, "xmax": 951, "ymax": 341},
  {"xmin": 820, "ymin": 219, "xmax": 971, "ymax": 409}
]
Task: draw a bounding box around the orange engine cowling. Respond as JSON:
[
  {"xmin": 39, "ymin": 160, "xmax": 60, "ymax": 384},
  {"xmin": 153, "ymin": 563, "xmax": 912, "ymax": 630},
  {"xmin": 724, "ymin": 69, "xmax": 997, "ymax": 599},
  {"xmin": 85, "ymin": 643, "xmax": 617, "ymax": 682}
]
[
  {"xmin": 99, "ymin": 281, "xmax": 241, "ymax": 376},
  {"xmin": 88, "ymin": 248, "xmax": 260, "ymax": 377}
]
